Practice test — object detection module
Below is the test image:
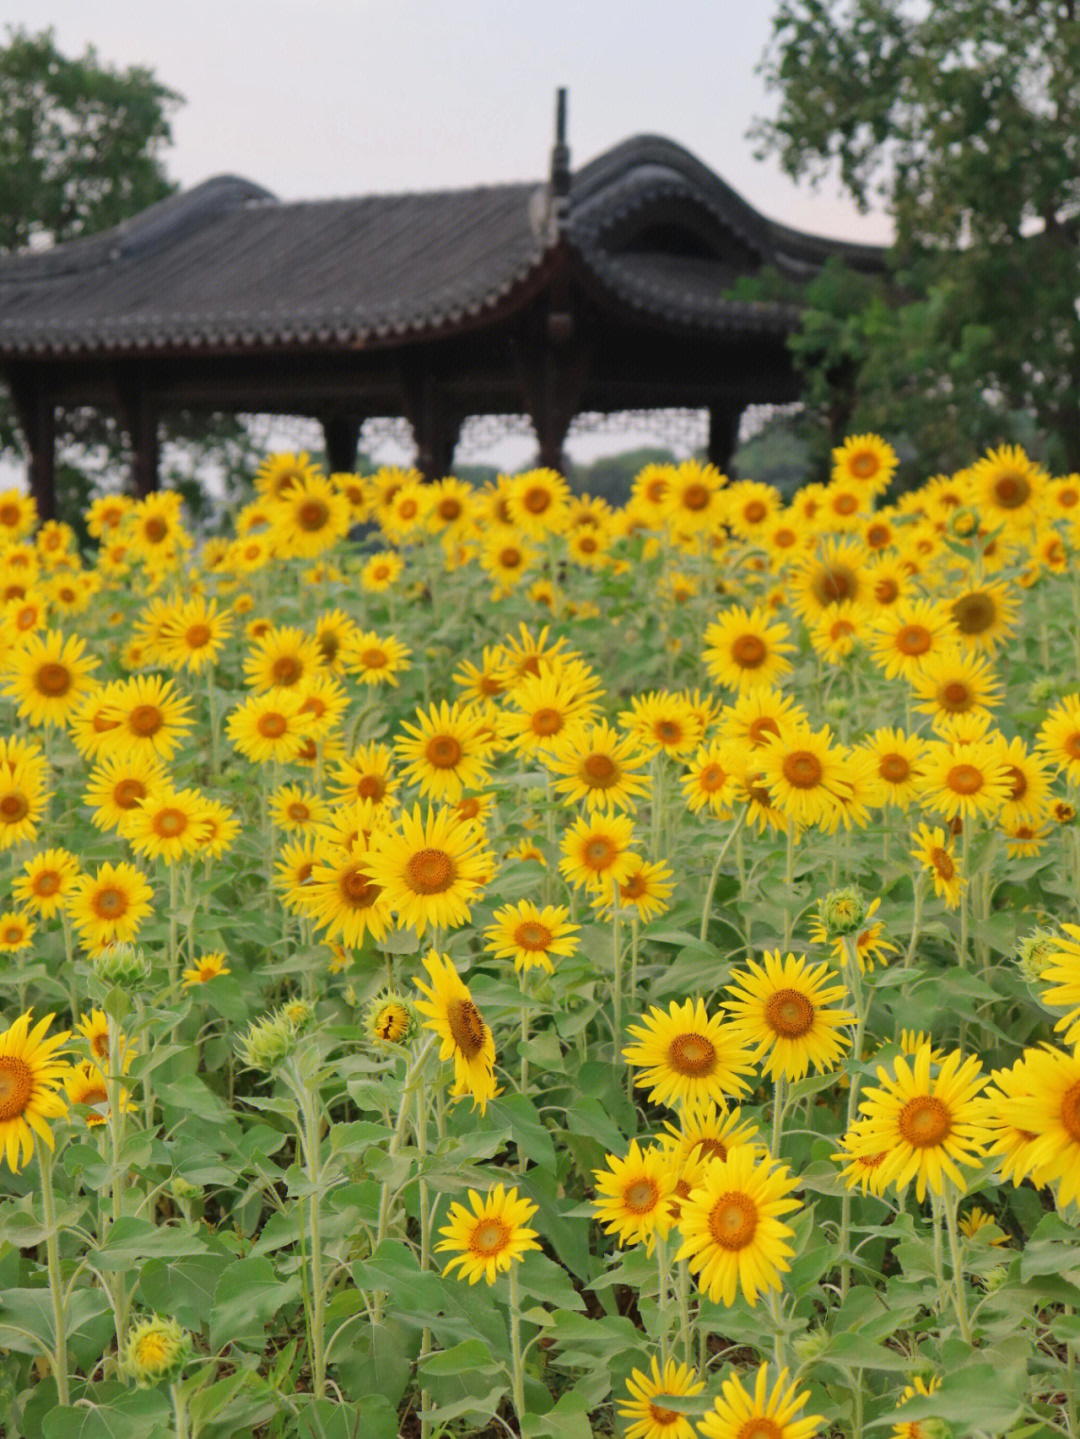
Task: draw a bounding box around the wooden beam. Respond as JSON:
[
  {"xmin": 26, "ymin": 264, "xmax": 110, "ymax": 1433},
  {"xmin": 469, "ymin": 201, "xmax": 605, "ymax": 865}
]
[
  {"xmin": 7, "ymin": 374, "xmax": 57, "ymax": 522},
  {"xmin": 401, "ymin": 376, "xmax": 462, "ymax": 481},
  {"xmin": 116, "ymin": 383, "xmax": 159, "ymax": 497}
]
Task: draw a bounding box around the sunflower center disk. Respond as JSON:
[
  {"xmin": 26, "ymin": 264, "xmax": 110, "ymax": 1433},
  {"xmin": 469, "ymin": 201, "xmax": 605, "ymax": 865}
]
[
  {"xmin": 732, "ymin": 634, "xmax": 767, "ymax": 668},
  {"xmin": 287, "ymin": 803, "xmax": 310, "ymax": 822},
  {"xmin": 470, "ymin": 1218, "xmax": 509, "ymax": 1255},
  {"xmin": 993, "ymin": 473, "xmax": 1031, "ymax": 508},
  {"xmin": 851, "ymin": 451, "xmax": 879, "ymax": 479},
  {"xmin": 273, "ymin": 657, "xmax": 301, "ymax": 684},
  {"xmin": 406, "ymin": 848, "xmax": 456, "ymax": 894},
  {"xmin": 765, "ymin": 988, "xmax": 816, "ymax": 1038},
  {"xmin": 522, "ymin": 486, "xmax": 551, "ymax": 514},
  {"xmin": 361, "ymin": 652, "xmax": 387, "ymax": 672},
  {"xmin": 0, "ymin": 794, "xmax": 28, "ymax": 822},
  {"xmin": 531, "ymin": 707, "xmax": 562, "ymax": 737},
  {"xmin": 144, "ymin": 517, "xmax": 169, "ymax": 543},
  {"xmin": 583, "ymin": 837, "xmax": 616, "ymax": 870},
  {"xmin": 623, "ymin": 1178, "xmax": 659, "ymax": 1214},
  {"xmin": 707, "ymin": 1191, "xmax": 758, "ymax": 1250},
  {"xmin": 700, "ymin": 764, "xmax": 726, "ymax": 791},
  {"xmin": 356, "ymin": 775, "xmax": 384, "ymax": 799},
  {"xmin": 155, "ymin": 809, "xmax": 187, "ymax": 838},
  {"xmin": 737, "ymin": 1419, "xmax": 784, "ymax": 1439},
  {"xmin": 340, "ymin": 868, "xmax": 378, "ymax": 907},
  {"xmin": 1060, "ymin": 1081, "xmax": 1080, "ymax": 1144},
  {"xmin": 115, "ymin": 779, "xmax": 146, "ymax": 808},
  {"xmin": 813, "ymin": 565, "xmax": 856, "ymax": 604},
  {"xmin": 953, "ymin": 594, "xmax": 994, "ymax": 633},
  {"xmin": 515, "ymin": 922, "xmax": 552, "ymax": 951},
  {"xmin": 446, "ymin": 997, "xmax": 487, "ymax": 1057},
  {"xmin": 129, "ymin": 704, "xmax": 164, "ymax": 736},
  {"xmin": 749, "ymin": 717, "xmax": 780, "ymax": 745},
  {"xmin": 782, "ymin": 751, "xmax": 823, "ymax": 789},
  {"xmin": 426, "ymin": 736, "xmax": 463, "ymax": 769},
  {"xmin": 582, "ymin": 753, "xmax": 618, "ymax": 787},
  {"xmin": 0, "ymin": 1055, "xmax": 33, "ymax": 1121},
  {"xmin": 833, "ymin": 492, "xmax": 859, "ymax": 515},
  {"xmin": 94, "ymin": 887, "xmax": 128, "ymax": 919},
  {"xmin": 946, "ymin": 763, "xmax": 984, "ymax": 796},
  {"xmin": 1006, "ymin": 766, "xmax": 1027, "ymax": 800},
  {"xmin": 898, "ymin": 1095, "xmax": 952, "ymax": 1148},
  {"xmin": 36, "ymin": 662, "xmax": 71, "ymax": 697},
  {"xmin": 743, "ymin": 499, "xmax": 768, "ymax": 523},
  {"xmin": 667, "ymin": 1033, "xmax": 717, "ymax": 1077},
  {"xmin": 694, "ymin": 1136, "xmax": 729, "ymax": 1162},
  {"xmin": 186, "ymin": 624, "xmax": 211, "ymax": 649},
  {"xmin": 258, "ymin": 713, "xmax": 288, "ymax": 739},
  {"xmin": 500, "ymin": 547, "xmax": 522, "ymax": 568},
  {"xmin": 880, "ymin": 754, "xmax": 910, "ymax": 783},
  {"xmin": 35, "ymin": 872, "xmax": 60, "ymax": 896},
  {"xmin": 940, "ymin": 681, "xmax": 972, "ymax": 711},
  {"xmin": 896, "ymin": 625, "xmax": 931, "ymax": 656},
  {"xmin": 932, "ymin": 847, "xmax": 955, "ymax": 880},
  {"xmin": 298, "ymin": 500, "xmax": 330, "ymax": 531},
  {"xmin": 681, "ymin": 483, "xmax": 709, "ymax": 511},
  {"xmin": 649, "ymin": 1403, "xmax": 682, "ymax": 1426}
]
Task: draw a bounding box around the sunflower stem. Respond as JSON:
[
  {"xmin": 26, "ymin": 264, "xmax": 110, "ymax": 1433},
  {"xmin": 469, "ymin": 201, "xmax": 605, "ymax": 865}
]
[
  {"xmin": 676, "ymin": 1255, "xmax": 694, "ymax": 1369},
  {"xmin": 943, "ymin": 1186, "xmax": 973, "ymax": 1344},
  {"xmin": 839, "ymin": 935, "xmax": 868, "ymax": 1299},
  {"xmin": 508, "ymin": 1260, "xmax": 527, "ymax": 1423},
  {"xmin": 902, "ymin": 873, "xmax": 925, "ymax": 1000},
  {"xmin": 958, "ymin": 820, "xmax": 971, "ymax": 972},
  {"xmin": 170, "ymin": 1379, "xmax": 189, "ymax": 1439},
  {"xmin": 770, "ymin": 1075, "xmax": 787, "ymax": 1159},
  {"xmin": 205, "ymin": 662, "xmax": 218, "ymax": 780},
  {"xmin": 654, "ymin": 1231, "xmax": 672, "ymax": 1367},
  {"xmin": 290, "ymin": 1060, "xmax": 327, "ymax": 1399},
  {"xmin": 611, "ymin": 876, "xmax": 623, "ymax": 1066},
  {"xmin": 699, "ymin": 810, "xmax": 745, "ymax": 945},
  {"xmin": 783, "ymin": 825, "xmax": 795, "ymax": 949},
  {"xmin": 930, "ymin": 1192, "xmax": 947, "ymax": 1314},
  {"xmin": 414, "ymin": 1070, "xmax": 434, "ymax": 1439},
  {"xmin": 39, "ymin": 1140, "xmax": 70, "ymax": 1406}
]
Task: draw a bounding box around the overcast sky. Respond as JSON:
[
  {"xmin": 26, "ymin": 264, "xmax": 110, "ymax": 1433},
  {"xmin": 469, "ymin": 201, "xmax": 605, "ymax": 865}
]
[{"xmin": 6, "ymin": 0, "xmax": 890, "ymax": 244}]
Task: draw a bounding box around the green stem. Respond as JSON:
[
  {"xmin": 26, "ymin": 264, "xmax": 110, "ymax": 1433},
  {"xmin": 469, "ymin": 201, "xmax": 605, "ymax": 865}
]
[
  {"xmin": 654, "ymin": 1232, "xmax": 672, "ymax": 1366},
  {"xmin": 171, "ymin": 1380, "xmax": 188, "ymax": 1439},
  {"xmin": 519, "ymin": 969, "xmax": 530, "ymax": 1096},
  {"xmin": 839, "ymin": 936, "xmax": 868, "ymax": 1298},
  {"xmin": 611, "ymin": 875, "xmax": 623, "ymax": 1060},
  {"xmin": 902, "ymin": 873, "xmax": 925, "ymax": 1000},
  {"xmin": 930, "ymin": 1192, "xmax": 947, "ymax": 1314},
  {"xmin": 676, "ymin": 1257, "xmax": 693, "ymax": 1369},
  {"xmin": 1067, "ymin": 1303, "xmax": 1078, "ymax": 1437},
  {"xmin": 39, "ymin": 1141, "xmax": 70, "ymax": 1406},
  {"xmin": 958, "ymin": 821, "xmax": 971, "ymax": 971},
  {"xmin": 298, "ymin": 1079, "xmax": 327, "ymax": 1399},
  {"xmin": 508, "ymin": 1262, "xmax": 527, "ymax": 1424},
  {"xmin": 699, "ymin": 810, "xmax": 746, "ymax": 944},
  {"xmin": 771, "ymin": 1075, "xmax": 787, "ymax": 1160},
  {"xmin": 783, "ymin": 825, "xmax": 795, "ymax": 950},
  {"xmin": 943, "ymin": 1187, "xmax": 973, "ymax": 1344},
  {"xmin": 415, "ymin": 1070, "xmax": 433, "ymax": 1439}
]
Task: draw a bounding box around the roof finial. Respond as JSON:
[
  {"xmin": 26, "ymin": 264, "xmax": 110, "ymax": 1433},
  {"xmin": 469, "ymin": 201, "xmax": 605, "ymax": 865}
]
[{"xmin": 550, "ymin": 88, "xmax": 571, "ymax": 225}]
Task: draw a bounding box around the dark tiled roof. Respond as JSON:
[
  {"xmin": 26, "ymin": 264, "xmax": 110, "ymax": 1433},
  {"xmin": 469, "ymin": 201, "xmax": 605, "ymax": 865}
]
[{"xmin": 0, "ymin": 135, "xmax": 885, "ymax": 357}]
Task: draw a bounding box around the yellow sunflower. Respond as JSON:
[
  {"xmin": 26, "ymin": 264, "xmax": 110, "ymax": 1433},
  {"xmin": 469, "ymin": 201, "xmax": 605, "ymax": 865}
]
[
  {"xmin": 618, "ymin": 691, "xmax": 703, "ymax": 759},
  {"xmin": 98, "ymin": 673, "xmax": 194, "ymax": 761},
  {"xmin": 662, "ymin": 460, "xmax": 728, "ymax": 534},
  {"xmin": 484, "ymin": 900, "xmax": 579, "ymax": 974},
  {"xmin": 869, "ymin": 599, "xmax": 958, "ymax": 681},
  {"xmin": 4, "ymin": 628, "xmax": 99, "ymax": 728},
  {"xmin": 342, "ymin": 629, "xmax": 413, "ymax": 687},
  {"xmin": 948, "ymin": 579, "xmax": 1018, "ymax": 653},
  {"xmin": 123, "ymin": 787, "xmax": 209, "ymax": 865},
  {"xmin": 558, "ymin": 812, "xmax": 638, "ymax": 894},
  {"xmin": 703, "ymin": 605, "xmax": 794, "ymax": 693},
  {"xmin": 622, "ymin": 998, "xmax": 755, "ymax": 1111},
  {"xmin": 699, "ymin": 1362, "xmax": 823, "ymax": 1439},
  {"xmin": 506, "ymin": 468, "xmax": 571, "ymax": 538},
  {"xmin": 910, "ymin": 824, "xmax": 965, "ymax": 908},
  {"xmin": 909, "ymin": 647, "xmax": 1001, "ymax": 720},
  {"xmin": 253, "ymin": 450, "xmax": 321, "ymax": 500},
  {"xmin": 591, "ymin": 1140, "xmax": 678, "ymax": 1250},
  {"xmin": 359, "ymin": 550, "xmax": 404, "ymax": 593},
  {"xmin": 675, "ymin": 1147, "xmax": 801, "ymax": 1306},
  {"xmin": 0, "ymin": 1010, "xmax": 70, "ymax": 1171},
  {"xmin": 243, "ymin": 624, "xmax": 323, "ymax": 692},
  {"xmin": 601, "ymin": 854, "xmax": 675, "ymax": 923},
  {"xmin": 412, "ymin": 950, "xmax": 498, "ymax": 1112},
  {"xmin": 65, "ymin": 862, "xmax": 155, "ymax": 949},
  {"xmin": 297, "ymin": 842, "xmax": 392, "ymax": 950},
  {"xmin": 997, "ymin": 1043, "xmax": 1080, "ymax": 1206},
  {"xmin": 831, "ymin": 432, "xmax": 898, "ymax": 495},
  {"xmin": 968, "ymin": 443, "xmax": 1046, "ymax": 530},
  {"xmin": 271, "ymin": 472, "xmax": 351, "ymax": 559},
  {"xmin": 479, "ymin": 531, "xmax": 536, "ymax": 591},
  {"xmin": 1037, "ymin": 693, "xmax": 1080, "ymax": 781},
  {"xmin": 859, "ymin": 727, "xmax": 926, "ymax": 809},
  {"xmin": 226, "ymin": 688, "xmax": 311, "ymax": 765},
  {"xmin": 83, "ymin": 752, "xmax": 169, "ymax": 832},
  {"xmin": 500, "ymin": 659, "xmax": 602, "ymax": 755},
  {"xmin": 916, "ymin": 738, "xmax": 1012, "ymax": 821},
  {"xmin": 618, "ymin": 1356, "xmax": 705, "ymax": 1439},
  {"xmin": 329, "ymin": 743, "xmax": 398, "ymax": 810},
  {"xmin": 436, "ymin": 1183, "xmax": 540, "ymax": 1284},
  {"xmin": 154, "ymin": 596, "xmax": 233, "ymax": 674},
  {"xmin": 723, "ymin": 950, "xmax": 853, "ymax": 1081},
  {"xmin": 182, "ymin": 953, "xmax": 231, "ymax": 987},
  {"xmin": 394, "ymin": 700, "xmax": 493, "ymax": 802},
  {"xmin": 790, "ymin": 536, "xmax": 869, "ymax": 621},
  {"xmin": 0, "ymin": 910, "xmax": 34, "ymax": 951},
  {"xmin": 367, "ymin": 804, "xmax": 493, "ymax": 935},
  {"xmin": 756, "ymin": 724, "xmax": 853, "ymax": 829},
  {"xmin": 543, "ymin": 719, "xmax": 652, "ymax": 813},
  {"xmin": 13, "ymin": 848, "xmax": 81, "ymax": 918},
  {"xmin": 0, "ymin": 762, "xmax": 47, "ymax": 851}
]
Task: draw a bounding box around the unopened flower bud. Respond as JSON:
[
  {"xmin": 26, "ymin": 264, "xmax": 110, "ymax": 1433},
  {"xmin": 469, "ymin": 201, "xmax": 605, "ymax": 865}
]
[
  {"xmin": 364, "ymin": 993, "xmax": 419, "ymax": 1047},
  {"xmin": 123, "ymin": 1315, "xmax": 192, "ymax": 1386},
  {"xmin": 1017, "ymin": 928, "xmax": 1059, "ymax": 982},
  {"xmin": 818, "ymin": 886, "xmax": 866, "ymax": 939},
  {"xmin": 91, "ymin": 943, "xmax": 151, "ymax": 989}
]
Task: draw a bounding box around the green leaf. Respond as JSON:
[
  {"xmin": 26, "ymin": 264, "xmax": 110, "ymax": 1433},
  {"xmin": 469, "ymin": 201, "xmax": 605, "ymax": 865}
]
[
  {"xmin": 489, "ymin": 1093, "xmax": 556, "ymax": 1169},
  {"xmin": 136, "ymin": 1252, "xmax": 228, "ymax": 1331},
  {"xmin": 865, "ymin": 1362, "xmax": 1025, "ymax": 1429},
  {"xmin": 294, "ymin": 1396, "xmax": 398, "ymax": 1439},
  {"xmin": 418, "ymin": 1338, "xmax": 501, "ymax": 1377},
  {"xmin": 90, "ymin": 1217, "xmax": 210, "ymax": 1271},
  {"xmin": 42, "ymin": 1389, "xmax": 172, "ymax": 1439},
  {"xmin": 209, "ymin": 1255, "xmax": 301, "ymax": 1351}
]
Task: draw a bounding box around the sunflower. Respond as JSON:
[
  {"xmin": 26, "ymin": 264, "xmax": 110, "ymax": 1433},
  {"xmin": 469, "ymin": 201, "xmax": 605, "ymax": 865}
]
[
  {"xmin": 182, "ymin": 952, "xmax": 231, "ymax": 987},
  {"xmin": 394, "ymin": 700, "xmax": 493, "ymax": 802},
  {"xmin": 0, "ymin": 910, "xmax": 34, "ymax": 951},
  {"xmin": 275, "ymin": 838, "xmax": 321, "ymax": 910},
  {"xmin": 436, "ymin": 1183, "xmax": 540, "ymax": 1284},
  {"xmin": 342, "ymin": 629, "xmax": 413, "ymax": 687},
  {"xmin": 479, "ymin": 531, "xmax": 537, "ymax": 591},
  {"xmin": 412, "ymin": 950, "xmax": 497, "ymax": 1111},
  {"xmin": 916, "ymin": 737, "xmax": 1012, "ymax": 821},
  {"xmin": 543, "ymin": 719, "xmax": 652, "ymax": 813},
  {"xmin": 662, "ymin": 460, "xmax": 727, "ymax": 533},
  {"xmin": 703, "ymin": 606, "xmax": 794, "ymax": 693},
  {"xmin": 947, "ymin": 579, "xmax": 1018, "ymax": 653},
  {"xmin": 910, "ymin": 824, "xmax": 965, "ymax": 908},
  {"xmin": 910, "ymin": 647, "xmax": 1001, "ymax": 720},
  {"xmin": 13, "ymin": 848, "xmax": 80, "ymax": 919},
  {"xmin": 558, "ymin": 812, "xmax": 638, "ymax": 893},
  {"xmin": 494, "ymin": 622, "xmax": 578, "ymax": 688},
  {"xmin": 367, "ymin": 804, "xmax": 493, "ymax": 935},
  {"xmin": 601, "ymin": 854, "xmax": 675, "ymax": 922},
  {"xmin": 155, "ymin": 597, "xmax": 233, "ymax": 674},
  {"xmin": 566, "ymin": 526, "xmax": 610, "ymax": 569},
  {"xmin": 83, "ymin": 752, "xmax": 170, "ymax": 832},
  {"xmin": 4, "ymin": 628, "xmax": 100, "ymax": 728},
  {"xmin": 991, "ymin": 735, "xmax": 1053, "ymax": 828},
  {"xmin": 63, "ymin": 1058, "xmax": 113, "ymax": 1126},
  {"xmin": 226, "ymin": 688, "xmax": 311, "ymax": 765},
  {"xmin": 254, "ymin": 450, "xmax": 321, "ymax": 500},
  {"xmin": 126, "ymin": 491, "xmax": 189, "ymax": 564},
  {"xmin": 98, "ymin": 674, "xmax": 194, "ymax": 761},
  {"xmin": 808, "ymin": 600, "xmax": 872, "ymax": 664},
  {"xmin": 1034, "ymin": 926, "xmax": 1080, "ymax": 1045},
  {"xmin": 618, "ymin": 691, "xmax": 703, "ymax": 759},
  {"xmin": 978, "ymin": 1054, "xmax": 1046, "ymax": 1189},
  {"xmin": 832, "ymin": 1122, "xmax": 892, "ymax": 1197},
  {"xmin": 659, "ymin": 1102, "xmax": 761, "ymax": 1174},
  {"xmin": 271, "ymin": 472, "xmax": 351, "ymax": 558},
  {"xmin": 243, "ymin": 625, "xmax": 323, "ymax": 692},
  {"xmin": 832, "ymin": 432, "xmax": 898, "ymax": 494},
  {"xmin": 617, "ymin": 1356, "xmax": 705, "ymax": 1439},
  {"xmin": 790, "ymin": 536, "xmax": 869, "ymax": 622},
  {"xmin": 297, "ymin": 842, "xmax": 392, "ymax": 950},
  {"xmin": 869, "ymin": 599, "xmax": 958, "ymax": 681},
  {"xmin": 845, "ymin": 1042, "xmax": 989, "ymax": 1201},
  {"xmin": 957, "ymin": 1207, "xmax": 1007, "ymax": 1244},
  {"xmin": 997, "ymin": 1043, "xmax": 1080, "ymax": 1206},
  {"xmin": 329, "ymin": 743, "xmax": 398, "ymax": 810},
  {"xmin": 723, "ymin": 950, "xmax": 853, "ymax": 1082},
  {"xmin": 359, "ymin": 550, "xmax": 404, "ymax": 593},
  {"xmin": 292, "ymin": 674, "xmax": 348, "ymax": 742},
  {"xmin": 313, "ymin": 609, "xmax": 359, "ymax": 673},
  {"xmin": 484, "ymin": 900, "xmax": 579, "ymax": 974},
  {"xmin": 699, "ymin": 1362, "xmax": 823, "ymax": 1439},
  {"xmin": 675, "ymin": 1147, "xmax": 800, "ymax": 1306},
  {"xmin": 269, "ymin": 785, "xmax": 330, "ymax": 834},
  {"xmin": 452, "ymin": 646, "xmax": 508, "ymax": 703},
  {"xmin": 0, "ymin": 1010, "xmax": 70, "ymax": 1171},
  {"xmin": 379, "ymin": 475, "xmax": 434, "ymax": 541},
  {"xmin": 500, "ymin": 659, "xmax": 602, "ymax": 755},
  {"xmin": 0, "ymin": 490, "xmax": 37, "ymax": 542},
  {"xmin": 809, "ymin": 896, "xmax": 897, "ymax": 973},
  {"xmin": 123, "ymin": 787, "xmax": 209, "ymax": 865},
  {"xmin": 969, "ymin": 444, "xmax": 1046, "ymax": 530},
  {"xmin": 592, "ymin": 1141, "xmax": 678, "ymax": 1250},
  {"xmin": 506, "ymin": 468, "xmax": 571, "ymax": 538},
  {"xmin": 65, "ymin": 681, "xmax": 126, "ymax": 760},
  {"xmin": 726, "ymin": 479, "xmax": 782, "ymax": 540},
  {"xmin": 623, "ymin": 998, "xmax": 755, "ymax": 1111},
  {"xmin": 717, "ymin": 688, "xmax": 809, "ymax": 753},
  {"xmin": 66, "ymin": 862, "xmax": 155, "ymax": 950},
  {"xmin": 681, "ymin": 742, "xmax": 738, "ymax": 816},
  {"xmin": 1037, "ymin": 693, "xmax": 1080, "ymax": 781},
  {"xmin": 0, "ymin": 762, "xmax": 47, "ymax": 851},
  {"xmin": 756, "ymin": 724, "xmax": 853, "ymax": 829}
]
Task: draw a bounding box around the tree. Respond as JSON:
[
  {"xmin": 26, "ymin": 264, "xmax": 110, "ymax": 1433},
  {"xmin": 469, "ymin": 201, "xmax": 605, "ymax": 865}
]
[{"xmin": 753, "ymin": 1, "xmax": 1080, "ymax": 471}]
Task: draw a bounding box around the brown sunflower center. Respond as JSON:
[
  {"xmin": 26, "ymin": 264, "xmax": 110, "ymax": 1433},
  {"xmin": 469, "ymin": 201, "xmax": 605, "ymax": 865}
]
[
  {"xmin": 0, "ymin": 1055, "xmax": 33, "ymax": 1121},
  {"xmin": 185, "ymin": 623, "xmax": 211, "ymax": 649},
  {"xmin": 406, "ymin": 847, "xmax": 456, "ymax": 894},
  {"xmin": 732, "ymin": 634, "xmax": 767, "ymax": 668},
  {"xmin": 832, "ymin": 491, "xmax": 859, "ymax": 515},
  {"xmin": 875, "ymin": 576, "xmax": 900, "ymax": 604},
  {"xmin": 782, "ymin": 750, "xmax": 823, "ymax": 789},
  {"xmin": 748, "ymin": 716, "xmax": 780, "ymax": 746},
  {"xmin": 36, "ymin": 661, "xmax": 71, "ymax": 697},
  {"xmin": 1006, "ymin": 765, "xmax": 1027, "ymax": 800},
  {"xmin": 681, "ymin": 482, "xmax": 710, "ymax": 512},
  {"xmin": 655, "ymin": 720, "xmax": 682, "ymax": 744},
  {"xmin": 623, "ymin": 1178, "xmax": 660, "ymax": 1214},
  {"xmin": 257, "ymin": 713, "xmax": 288, "ymax": 739},
  {"xmin": 741, "ymin": 500, "xmax": 767, "ymax": 524},
  {"xmin": 1060, "ymin": 1081, "xmax": 1080, "ymax": 1144},
  {"xmin": 812, "ymin": 564, "xmax": 857, "ymax": 605},
  {"xmin": 1, "ymin": 925, "xmax": 24, "ymax": 944},
  {"xmin": 499, "ymin": 547, "xmax": 523, "ymax": 569},
  {"xmin": 582, "ymin": 753, "xmax": 618, "ymax": 787},
  {"xmin": 129, "ymin": 703, "xmax": 164, "ymax": 736},
  {"xmin": 356, "ymin": 775, "xmax": 385, "ymax": 800},
  {"xmin": 438, "ymin": 498, "xmax": 462, "ymax": 521},
  {"xmin": 272, "ymin": 656, "xmax": 302, "ymax": 685},
  {"xmin": 530, "ymin": 707, "xmax": 563, "ymax": 737},
  {"xmin": 426, "ymin": 735, "xmax": 462, "ymax": 769},
  {"xmin": 694, "ymin": 1136, "xmax": 729, "ymax": 1162},
  {"xmin": 764, "ymin": 988, "xmax": 815, "ymax": 1038},
  {"xmin": 93, "ymin": 886, "xmax": 127, "ymax": 920},
  {"xmin": 699, "ymin": 763, "xmax": 726, "ymax": 791},
  {"xmin": 446, "ymin": 996, "xmax": 486, "ymax": 1057},
  {"xmin": 114, "ymin": 778, "xmax": 146, "ymax": 809},
  {"xmin": 34, "ymin": 871, "xmax": 60, "ymax": 896},
  {"xmin": 153, "ymin": 808, "xmax": 188, "ymax": 838},
  {"xmin": 583, "ymin": 836, "xmax": 617, "ymax": 870},
  {"xmin": 0, "ymin": 504, "xmax": 20, "ymax": 528},
  {"xmin": 667, "ymin": 1032, "xmax": 717, "ymax": 1077},
  {"xmin": 898, "ymin": 1095, "xmax": 951, "ymax": 1147},
  {"xmin": 880, "ymin": 753, "xmax": 910, "ymax": 784},
  {"xmin": 522, "ymin": 485, "xmax": 552, "ymax": 515},
  {"xmin": 931, "ymin": 847, "xmax": 955, "ymax": 880},
  {"xmin": 298, "ymin": 499, "xmax": 330, "ymax": 532},
  {"xmin": 515, "ymin": 921, "xmax": 552, "ymax": 950},
  {"xmin": 470, "ymin": 1218, "xmax": 509, "ymax": 1254},
  {"xmin": 143, "ymin": 516, "xmax": 169, "ymax": 543},
  {"xmin": 707, "ymin": 1191, "xmax": 758, "ymax": 1250},
  {"xmin": 0, "ymin": 793, "xmax": 28, "ymax": 822},
  {"xmin": 1065, "ymin": 734, "xmax": 1080, "ymax": 761},
  {"xmin": 736, "ymin": 1420, "xmax": 783, "ymax": 1439},
  {"xmin": 946, "ymin": 763, "xmax": 984, "ymax": 796},
  {"xmin": 939, "ymin": 680, "xmax": 972, "ymax": 711},
  {"xmin": 866, "ymin": 522, "xmax": 891, "ymax": 548},
  {"xmin": 896, "ymin": 624, "xmax": 932, "ymax": 656},
  {"xmin": 850, "ymin": 451, "xmax": 879, "ymax": 479},
  {"xmin": 992, "ymin": 473, "xmax": 1031, "ymax": 508},
  {"xmin": 287, "ymin": 801, "xmax": 310, "ymax": 822},
  {"xmin": 621, "ymin": 870, "xmax": 647, "ymax": 900},
  {"xmin": 649, "ymin": 1403, "xmax": 683, "ymax": 1426},
  {"xmin": 340, "ymin": 867, "xmax": 379, "ymax": 907}
]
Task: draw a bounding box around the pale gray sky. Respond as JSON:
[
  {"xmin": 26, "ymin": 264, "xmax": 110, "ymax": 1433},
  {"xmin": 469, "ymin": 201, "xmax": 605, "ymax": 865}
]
[{"xmin": 5, "ymin": 0, "xmax": 890, "ymax": 244}]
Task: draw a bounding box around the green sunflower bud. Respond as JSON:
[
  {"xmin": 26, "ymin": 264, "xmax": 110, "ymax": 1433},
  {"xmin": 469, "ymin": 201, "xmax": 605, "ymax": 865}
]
[
  {"xmin": 817, "ymin": 886, "xmax": 866, "ymax": 938},
  {"xmin": 364, "ymin": 993, "xmax": 419, "ymax": 1047},
  {"xmin": 91, "ymin": 943, "xmax": 151, "ymax": 989},
  {"xmin": 237, "ymin": 1010, "xmax": 296, "ymax": 1070},
  {"xmin": 1017, "ymin": 928, "xmax": 1059, "ymax": 982},
  {"xmin": 123, "ymin": 1315, "xmax": 192, "ymax": 1387}
]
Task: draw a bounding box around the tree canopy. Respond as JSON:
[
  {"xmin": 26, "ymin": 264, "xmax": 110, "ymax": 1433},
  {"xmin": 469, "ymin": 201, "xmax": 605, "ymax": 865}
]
[{"xmin": 753, "ymin": 1, "xmax": 1080, "ymax": 473}]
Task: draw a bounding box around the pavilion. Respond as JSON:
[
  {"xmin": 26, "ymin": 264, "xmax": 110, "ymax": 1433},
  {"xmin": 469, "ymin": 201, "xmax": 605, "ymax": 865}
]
[{"xmin": 0, "ymin": 97, "xmax": 885, "ymax": 519}]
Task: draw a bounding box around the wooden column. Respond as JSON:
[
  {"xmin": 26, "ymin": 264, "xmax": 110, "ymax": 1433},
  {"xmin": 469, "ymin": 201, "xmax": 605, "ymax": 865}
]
[
  {"xmin": 402, "ymin": 377, "xmax": 462, "ymax": 481},
  {"xmin": 116, "ymin": 382, "xmax": 159, "ymax": 497},
  {"xmin": 520, "ymin": 306, "xmax": 588, "ymax": 476},
  {"xmin": 7, "ymin": 374, "xmax": 57, "ymax": 522},
  {"xmin": 708, "ymin": 405, "xmax": 742, "ymax": 475},
  {"xmin": 321, "ymin": 413, "xmax": 361, "ymax": 474}
]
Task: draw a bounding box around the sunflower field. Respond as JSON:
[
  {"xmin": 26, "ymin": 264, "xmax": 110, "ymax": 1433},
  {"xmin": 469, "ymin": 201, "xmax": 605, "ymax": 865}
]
[{"xmin": 1, "ymin": 437, "xmax": 1080, "ymax": 1439}]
